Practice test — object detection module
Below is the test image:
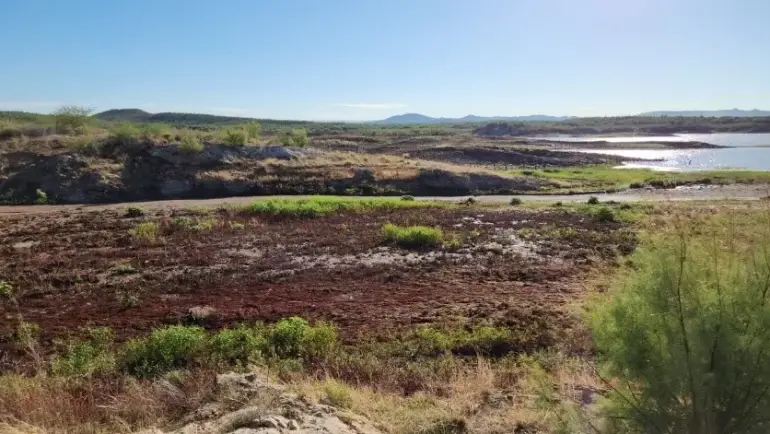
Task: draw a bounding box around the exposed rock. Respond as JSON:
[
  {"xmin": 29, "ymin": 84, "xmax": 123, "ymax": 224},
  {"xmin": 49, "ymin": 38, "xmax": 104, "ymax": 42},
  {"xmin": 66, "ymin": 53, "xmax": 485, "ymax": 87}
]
[{"xmin": 164, "ymin": 372, "xmax": 384, "ymax": 434}]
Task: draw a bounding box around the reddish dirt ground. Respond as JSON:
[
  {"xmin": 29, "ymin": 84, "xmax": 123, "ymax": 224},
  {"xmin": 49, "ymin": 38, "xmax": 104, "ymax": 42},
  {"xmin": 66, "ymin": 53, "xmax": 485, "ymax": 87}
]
[{"xmin": 0, "ymin": 206, "xmax": 635, "ymax": 363}]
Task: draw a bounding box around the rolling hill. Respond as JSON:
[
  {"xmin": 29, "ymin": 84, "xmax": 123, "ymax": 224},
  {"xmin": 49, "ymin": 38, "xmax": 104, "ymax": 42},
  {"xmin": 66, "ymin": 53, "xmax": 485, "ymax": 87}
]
[{"xmin": 377, "ymin": 113, "xmax": 569, "ymax": 125}]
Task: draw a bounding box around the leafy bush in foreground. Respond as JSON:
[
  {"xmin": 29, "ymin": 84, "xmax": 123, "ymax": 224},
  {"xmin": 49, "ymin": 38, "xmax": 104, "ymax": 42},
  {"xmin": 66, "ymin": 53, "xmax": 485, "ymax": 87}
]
[
  {"xmin": 120, "ymin": 325, "xmax": 206, "ymax": 378},
  {"xmin": 592, "ymin": 235, "xmax": 770, "ymax": 433},
  {"xmin": 382, "ymin": 223, "xmax": 443, "ymax": 249}
]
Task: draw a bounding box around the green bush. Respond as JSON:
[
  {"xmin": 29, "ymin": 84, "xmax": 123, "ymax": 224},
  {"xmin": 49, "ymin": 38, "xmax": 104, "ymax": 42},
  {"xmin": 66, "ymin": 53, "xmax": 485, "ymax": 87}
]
[
  {"xmin": 124, "ymin": 206, "xmax": 145, "ymax": 218},
  {"xmin": 279, "ymin": 128, "xmax": 309, "ymax": 147},
  {"xmin": 208, "ymin": 325, "xmax": 266, "ymax": 366},
  {"xmin": 129, "ymin": 222, "xmax": 159, "ymax": 244},
  {"xmin": 140, "ymin": 123, "xmax": 168, "ymax": 141},
  {"xmin": 244, "ymin": 121, "xmax": 262, "ymax": 142},
  {"xmin": 0, "ymin": 281, "xmax": 13, "ymax": 299},
  {"xmin": 53, "ymin": 106, "xmax": 91, "ymax": 135},
  {"xmin": 52, "ymin": 327, "xmax": 116, "ymax": 377},
  {"xmin": 247, "ymin": 197, "xmax": 435, "ymax": 218},
  {"xmin": 592, "ymin": 236, "xmax": 770, "ymax": 433},
  {"xmin": 509, "ymin": 197, "xmax": 523, "ymax": 206},
  {"xmin": 179, "ymin": 133, "xmax": 204, "ymax": 153},
  {"xmin": 401, "ymin": 195, "xmax": 415, "ymax": 201},
  {"xmin": 265, "ymin": 317, "xmax": 338, "ymax": 360},
  {"xmin": 222, "ymin": 128, "xmax": 247, "ymax": 146},
  {"xmin": 34, "ymin": 189, "xmax": 48, "ymax": 205},
  {"xmin": 120, "ymin": 325, "xmax": 206, "ymax": 377},
  {"xmin": 171, "ymin": 216, "xmax": 216, "ymax": 232},
  {"xmin": 382, "ymin": 223, "xmax": 443, "ymax": 249},
  {"xmin": 593, "ymin": 206, "xmax": 617, "ymax": 223},
  {"xmin": 323, "ymin": 379, "xmax": 354, "ymax": 409},
  {"xmin": 587, "ymin": 196, "xmax": 600, "ymax": 205}
]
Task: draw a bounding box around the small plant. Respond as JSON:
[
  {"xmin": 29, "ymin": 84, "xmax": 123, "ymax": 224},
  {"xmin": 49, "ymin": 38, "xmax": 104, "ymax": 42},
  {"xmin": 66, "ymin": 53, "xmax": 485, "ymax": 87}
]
[
  {"xmin": 460, "ymin": 197, "xmax": 477, "ymax": 206},
  {"xmin": 0, "ymin": 281, "xmax": 13, "ymax": 299},
  {"xmin": 120, "ymin": 325, "xmax": 207, "ymax": 377},
  {"xmin": 171, "ymin": 216, "xmax": 216, "ymax": 232},
  {"xmin": 244, "ymin": 121, "xmax": 262, "ymax": 142},
  {"xmin": 382, "ymin": 223, "xmax": 443, "ymax": 249},
  {"xmin": 111, "ymin": 263, "xmax": 138, "ymax": 276},
  {"xmin": 129, "ymin": 222, "xmax": 159, "ymax": 244},
  {"xmin": 34, "ymin": 189, "xmax": 48, "ymax": 205},
  {"xmin": 553, "ymin": 201, "xmax": 563, "ymax": 207},
  {"xmin": 593, "ymin": 206, "xmax": 617, "ymax": 223},
  {"xmin": 509, "ymin": 197, "xmax": 523, "ymax": 206},
  {"xmin": 115, "ymin": 290, "xmax": 140, "ymax": 308},
  {"xmin": 322, "ymin": 379, "xmax": 354, "ymax": 409},
  {"xmin": 279, "ymin": 128, "xmax": 309, "ymax": 147},
  {"xmin": 222, "ymin": 128, "xmax": 247, "ymax": 147},
  {"xmin": 401, "ymin": 195, "xmax": 415, "ymax": 201},
  {"xmin": 587, "ymin": 196, "xmax": 600, "ymax": 205},
  {"xmin": 443, "ymin": 233, "xmax": 462, "ymax": 250},
  {"xmin": 265, "ymin": 317, "xmax": 338, "ymax": 360},
  {"xmin": 179, "ymin": 133, "xmax": 204, "ymax": 153},
  {"xmin": 109, "ymin": 123, "xmax": 141, "ymax": 146},
  {"xmin": 53, "ymin": 105, "xmax": 91, "ymax": 135},
  {"xmin": 228, "ymin": 221, "xmax": 245, "ymax": 230},
  {"xmin": 124, "ymin": 206, "xmax": 145, "ymax": 218},
  {"xmin": 52, "ymin": 327, "xmax": 116, "ymax": 377}
]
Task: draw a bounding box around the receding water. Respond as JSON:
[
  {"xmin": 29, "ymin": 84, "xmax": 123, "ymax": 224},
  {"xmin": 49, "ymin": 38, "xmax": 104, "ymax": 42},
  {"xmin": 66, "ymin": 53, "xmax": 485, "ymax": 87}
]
[{"xmin": 537, "ymin": 133, "xmax": 770, "ymax": 171}]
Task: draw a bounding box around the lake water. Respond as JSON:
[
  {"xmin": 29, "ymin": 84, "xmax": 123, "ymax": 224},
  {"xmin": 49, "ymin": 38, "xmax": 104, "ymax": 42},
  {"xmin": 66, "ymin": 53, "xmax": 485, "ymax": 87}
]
[{"xmin": 537, "ymin": 133, "xmax": 770, "ymax": 171}]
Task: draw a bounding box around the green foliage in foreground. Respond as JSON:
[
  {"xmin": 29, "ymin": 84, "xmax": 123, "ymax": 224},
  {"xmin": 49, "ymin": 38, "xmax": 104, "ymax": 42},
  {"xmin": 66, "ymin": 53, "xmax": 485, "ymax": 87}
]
[
  {"xmin": 245, "ymin": 196, "xmax": 439, "ymax": 217},
  {"xmin": 592, "ymin": 232, "xmax": 770, "ymax": 433},
  {"xmin": 52, "ymin": 317, "xmax": 339, "ymax": 379},
  {"xmin": 382, "ymin": 223, "xmax": 443, "ymax": 248}
]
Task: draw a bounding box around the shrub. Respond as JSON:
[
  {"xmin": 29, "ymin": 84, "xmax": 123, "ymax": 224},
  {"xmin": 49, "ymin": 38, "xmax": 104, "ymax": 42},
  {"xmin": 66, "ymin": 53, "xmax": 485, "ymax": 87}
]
[
  {"xmin": 279, "ymin": 128, "xmax": 309, "ymax": 147},
  {"xmin": 53, "ymin": 106, "xmax": 91, "ymax": 135},
  {"xmin": 108, "ymin": 123, "xmax": 141, "ymax": 146},
  {"xmin": 553, "ymin": 201, "xmax": 563, "ymax": 207},
  {"xmin": 382, "ymin": 223, "xmax": 443, "ymax": 249},
  {"xmin": 124, "ymin": 206, "xmax": 145, "ymax": 218},
  {"xmin": 208, "ymin": 325, "xmax": 266, "ymax": 366},
  {"xmin": 171, "ymin": 216, "xmax": 216, "ymax": 232},
  {"xmin": 509, "ymin": 197, "xmax": 523, "ymax": 206},
  {"xmin": 322, "ymin": 379, "xmax": 354, "ymax": 409},
  {"xmin": 593, "ymin": 206, "xmax": 617, "ymax": 223},
  {"xmin": 120, "ymin": 325, "xmax": 206, "ymax": 377},
  {"xmin": 401, "ymin": 195, "xmax": 415, "ymax": 201},
  {"xmin": 51, "ymin": 327, "xmax": 116, "ymax": 377},
  {"xmin": 222, "ymin": 128, "xmax": 247, "ymax": 147},
  {"xmin": 265, "ymin": 317, "xmax": 338, "ymax": 360},
  {"xmin": 129, "ymin": 222, "xmax": 159, "ymax": 244},
  {"xmin": 34, "ymin": 189, "xmax": 48, "ymax": 205},
  {"xmin": 179, "ymin": 133, "xmax": 204, "ymax": 153},
  {"xmin": 111, "ymin": 263, "xmax": 137, "ymax": 276},
  {"xmin": 115, "ymin": 290, "xmax": 140, "ymax": 308},
  {"xmin": 592, "ymin": 236, "xmax": 770, "ymax": 434},
  {"xmin": 301, "ymin": 321, "xmax": 338, "ymax": 360},
  {"xmin": 244, "ymin": 121, "xmax": 261, "ymax": 142},
  {"xmin": 140, "ymin": 123, "xmax": 168, "ymax": 141},
  {"xmin": 0, "ymin": 281, "xmax": 13, "ymax": 299},
  {"xmin": 246, "ymin": 197, "xmax": 434, "ymax": 218},
  {"xmin": 587, "ymin": 196, "xmax": 600, "ymax": 205}
]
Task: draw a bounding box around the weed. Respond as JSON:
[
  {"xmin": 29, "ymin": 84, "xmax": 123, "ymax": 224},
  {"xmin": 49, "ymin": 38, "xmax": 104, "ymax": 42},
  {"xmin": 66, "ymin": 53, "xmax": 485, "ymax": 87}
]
[
  {"xmin": 322, "ymin": 379, "xmax": 354, "ymax": 409},
  {"xmin": 179, "ymin": 133, "xmax": 204, "ymax": 153},
  {"xmin": 222, "ymin": 128, "xmax": 247, "ymax": 146},
  {"xmin": 120, "ymin": 325, "xmax": 206, "ymax": 378},
  {"xmin": 51, "ymin": 327, "xmax": 116, "ymax": 377},
  {"xmin": 587, "ymin": 196, "xmax": 600, "ymax": 205},
  {"xmin": 509, "ymin": 197, "xmax": 523, "ymax": 206},
  {"xmin": 443, "ymin": 233, "xmax": 462, "ymax": 250},
  {"xmin": 171, "ymin": 216, "xmax": 216, "ymax": 232},
  {"xmin": 53, "ymin": 106, "xmax": 91, "ymax": 135},
  {"xmin": 382, "ymin": 223, "xmax": 443, "ymax": 249},
  {"xmin": 0, "ymin": 280, "xmax": 13, "ymax": 299},
  {"xmin": 593, "ymin": 206, "xmax": 617, "ymax": 223},
  {"xmin": 129, "ymin": 222, "xmax": 159, "ymax": 244},
  {"xmin": 34, "ymin": 189, "xmax": 48, "ymax": 205},
  {"xmin": 124, "ymin": 206, "xmax": 145, "ymax": 218},
  {"xmin": 111, "ymin": 263, "xmax": 138, "ymax": 276},
  {"xmin": 115, "ymin": 290, "xmax": 140, "ymax": 308}
]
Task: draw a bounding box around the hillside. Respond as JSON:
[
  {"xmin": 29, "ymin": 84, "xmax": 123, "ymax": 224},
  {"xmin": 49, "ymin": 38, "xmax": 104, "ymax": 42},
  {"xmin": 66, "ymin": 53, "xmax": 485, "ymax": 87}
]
[
  {"xmin": 639, "ymin": 109, "xmax": 770, "ymax": 117},
  {"xmin": 378, "ymin": 113, "xmax": 569, "ymax": 125}
]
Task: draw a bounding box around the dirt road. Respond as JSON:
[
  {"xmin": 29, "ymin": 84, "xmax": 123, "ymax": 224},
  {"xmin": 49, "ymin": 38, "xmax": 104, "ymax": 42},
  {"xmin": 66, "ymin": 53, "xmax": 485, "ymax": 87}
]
[{"xmin": 0, "ymin": 184, "xmax": 767, "ymax": 216}]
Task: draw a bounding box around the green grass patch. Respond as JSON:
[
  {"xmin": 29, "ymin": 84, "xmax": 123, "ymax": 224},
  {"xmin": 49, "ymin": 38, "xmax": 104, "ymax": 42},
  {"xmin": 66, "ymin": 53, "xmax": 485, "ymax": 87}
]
[
  {"xmin": 245, "ymin": 196, "xmax": 440, "ymax": 217},
  {"xmin": 504, "ymin": 165, "xmax": 770, "ymax": 192},
  {"xmin": 382, "ymin": 223, "xmax": 443, "ymax": 249}
]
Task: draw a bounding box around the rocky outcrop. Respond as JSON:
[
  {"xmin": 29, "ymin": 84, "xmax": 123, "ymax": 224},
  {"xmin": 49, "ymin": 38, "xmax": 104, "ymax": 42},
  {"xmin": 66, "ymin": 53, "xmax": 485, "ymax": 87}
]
[{"xmin": 142, "ymin": 372, "xmax": 384, "ymax": 434}]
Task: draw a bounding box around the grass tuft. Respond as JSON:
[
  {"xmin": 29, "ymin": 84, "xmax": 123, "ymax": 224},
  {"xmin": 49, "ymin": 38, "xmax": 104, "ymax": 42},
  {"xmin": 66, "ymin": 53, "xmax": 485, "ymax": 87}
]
[
  {"xmin": 246, "ymin": 196, "xmax": 439, "ymax": 218},
  {"xmin": 382, "ymin": 223, "xmax": 443, "ymax": 249}
]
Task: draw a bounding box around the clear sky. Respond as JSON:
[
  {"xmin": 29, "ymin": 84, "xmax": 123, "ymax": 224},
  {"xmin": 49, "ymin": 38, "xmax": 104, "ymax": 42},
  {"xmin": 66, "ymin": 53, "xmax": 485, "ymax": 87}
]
[{"xmin": 1, "ymin": 0, "xmax": 768, "ymax": 120}]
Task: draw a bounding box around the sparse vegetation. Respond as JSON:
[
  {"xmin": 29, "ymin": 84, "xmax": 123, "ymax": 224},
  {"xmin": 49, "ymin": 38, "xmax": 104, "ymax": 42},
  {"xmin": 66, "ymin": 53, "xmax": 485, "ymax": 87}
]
[
  {"xmin": 587, "ymin": 196, "xmax": 600, "ymax": 205},
  {"xmin": 509, "ymin": 197, "xmax": 522, "ymax": 206},
  {"xmin": 53, "ymin": 105, "xmax": 91, "ymax": 135},
  {"xmin": 401, "ymin": 194, "xmax": 415, "ymax": 201},
  {"xmin": 382, "ymin": 223, "xmax": 443, "ymax": 248},
  {"xmin": 279, "ymin": 127, "xmax": 309, "ymax": 147},
  {"xmin": 111, "ymin": 263, "xmax": 138, "ymax": 276},
  {"xmin": 124, "ymin": 206, "xmax": 145, "ymax": 218},
  {"xmin": 246, "ymin": 196, "xmax": 438, "ymax": 217},
  {"xmin": 179, "ymin": 133, "xmax": 204, "ymax": 152},
  {"xmin": 171, "ymin": 216, "xmax": 217, "ymax": 232},
  {"xmin": 222, "ymin": 127, "xmax": 247, "ymax": 146},
  {"xmin": 129, "ymin": 221, "xmax": 159, "ymax": 244}
]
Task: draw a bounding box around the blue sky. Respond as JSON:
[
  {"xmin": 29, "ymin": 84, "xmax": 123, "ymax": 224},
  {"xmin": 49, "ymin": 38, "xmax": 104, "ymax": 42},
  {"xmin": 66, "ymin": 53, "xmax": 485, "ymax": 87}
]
[{"xmin": 1, "ymin": 0, "xmax": 768, "ymax": 120}]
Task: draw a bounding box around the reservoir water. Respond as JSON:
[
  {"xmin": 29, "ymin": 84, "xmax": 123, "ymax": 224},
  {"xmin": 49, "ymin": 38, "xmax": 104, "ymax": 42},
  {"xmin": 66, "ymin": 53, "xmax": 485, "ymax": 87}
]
[{"xmin": 538, "ymin": 133, "xmax": 770, "ymax": 171}]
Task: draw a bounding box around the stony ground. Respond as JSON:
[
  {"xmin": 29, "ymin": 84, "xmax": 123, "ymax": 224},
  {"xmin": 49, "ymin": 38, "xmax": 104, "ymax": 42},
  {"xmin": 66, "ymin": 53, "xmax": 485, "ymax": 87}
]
[{"xmin": 0, "ymin": 204, "xmax": 634, "ymax": 365}]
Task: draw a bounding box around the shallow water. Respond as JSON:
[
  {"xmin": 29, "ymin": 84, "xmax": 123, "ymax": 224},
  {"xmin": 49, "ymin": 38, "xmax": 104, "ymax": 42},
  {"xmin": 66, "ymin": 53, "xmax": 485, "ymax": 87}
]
[{"xmin": 539, "ymin": 133, "xmax": 770, "ymax": 171}]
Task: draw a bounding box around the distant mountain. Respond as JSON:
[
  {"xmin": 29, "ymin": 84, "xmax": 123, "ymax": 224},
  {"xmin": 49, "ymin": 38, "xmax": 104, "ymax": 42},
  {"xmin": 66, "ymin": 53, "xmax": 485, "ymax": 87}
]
[
  {"xmin": 377, "ymin": 113, "xmax": 569, "ymax": 125},
  {"xmin": 639, "ymin": 109, "xmax": 770, "ymax": 117},
  {"xmin": 93, "ymin": 109, "xmax": 309, "ymax": 127}
]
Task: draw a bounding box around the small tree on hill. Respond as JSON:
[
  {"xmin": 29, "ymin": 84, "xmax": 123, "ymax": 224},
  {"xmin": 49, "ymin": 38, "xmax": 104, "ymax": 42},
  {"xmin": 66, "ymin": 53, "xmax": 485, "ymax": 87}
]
[{"xmin": 53, "ymin": 105, "xmax": 92, "ymax": 135}]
